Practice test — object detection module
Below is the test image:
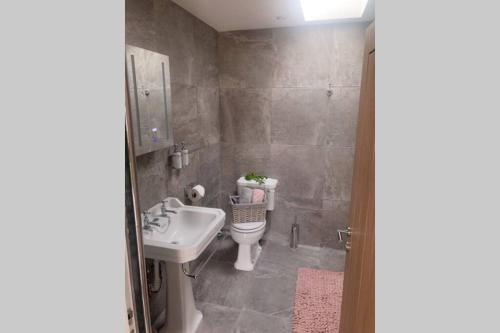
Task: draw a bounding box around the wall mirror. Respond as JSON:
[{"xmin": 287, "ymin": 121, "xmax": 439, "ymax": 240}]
[{"xmin": 126, "ymin": 45, "xmax": 174, "ymax": 156}]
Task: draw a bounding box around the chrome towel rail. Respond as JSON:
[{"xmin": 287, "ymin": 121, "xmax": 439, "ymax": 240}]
[{"xmin": 182, "ymin": 231, "xmax": 227, "ymax": 279}]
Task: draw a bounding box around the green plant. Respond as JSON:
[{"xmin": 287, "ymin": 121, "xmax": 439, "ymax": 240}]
[{"xmin": 244, "ymin": 172, "xmax": 267, "ymax": 185}]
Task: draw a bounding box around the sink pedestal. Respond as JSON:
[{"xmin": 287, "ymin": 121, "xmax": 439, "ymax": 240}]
[{"xmin": 161, "ymin": 262, "xmax": 202, "ymax": 333}]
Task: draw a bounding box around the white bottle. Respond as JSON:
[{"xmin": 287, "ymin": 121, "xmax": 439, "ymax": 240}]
[
  {"xmin": 181, "ymin": 142, "xmax": 189, "ymax": 167},
  {"xmin": 182, "ymin": 149, "xmax": 189, "ymax": 167}
]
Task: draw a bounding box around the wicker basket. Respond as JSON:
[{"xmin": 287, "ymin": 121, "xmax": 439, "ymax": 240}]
[{"xmin": 230, "ymin": 195, "xmax": 267, "ymax": 223}]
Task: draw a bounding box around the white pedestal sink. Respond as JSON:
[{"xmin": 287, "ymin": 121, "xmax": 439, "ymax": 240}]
[{"xmin": 142, "ymin": 197, "xmax": 225, "ymax": 333}]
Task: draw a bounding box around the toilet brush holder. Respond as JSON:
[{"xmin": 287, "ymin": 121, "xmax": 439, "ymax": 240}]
[{"xmin": 290, "ymin": 217, "xmax": 299, "ymax": 249}]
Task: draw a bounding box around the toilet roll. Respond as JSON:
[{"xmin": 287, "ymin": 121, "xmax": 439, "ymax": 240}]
[{"xmin": 188, "ymin": 184, "xmax": 205, "ymax": 202}]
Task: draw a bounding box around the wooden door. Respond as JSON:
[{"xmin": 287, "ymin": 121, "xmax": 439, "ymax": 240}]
[
  {"xmin": 339, "ymin": 22, "xmax": 375, "ymax": 333},
  {"xmin": 125, "ymin": 252, "xmax": 138, "ymax": 332}
]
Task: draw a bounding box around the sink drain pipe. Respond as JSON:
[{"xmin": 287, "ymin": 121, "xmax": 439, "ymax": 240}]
[{"xmin": 150, "ymin": 260, "xmax": 162, "ymax": 293}]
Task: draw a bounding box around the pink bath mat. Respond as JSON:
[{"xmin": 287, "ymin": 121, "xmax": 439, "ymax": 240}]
[{"xmin": 293, "ymin": 268, "xmax": 344, "ymax": 333}]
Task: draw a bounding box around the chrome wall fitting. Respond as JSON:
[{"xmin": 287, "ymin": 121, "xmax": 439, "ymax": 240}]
[{"xmin": 290, "ymin": 216, "xmax": 299, "ymax": 249}]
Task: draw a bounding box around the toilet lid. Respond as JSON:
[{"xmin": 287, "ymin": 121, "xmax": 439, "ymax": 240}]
[{"xmin": 232, "ymin": 221, "xmax": 266, "ymax": 232}]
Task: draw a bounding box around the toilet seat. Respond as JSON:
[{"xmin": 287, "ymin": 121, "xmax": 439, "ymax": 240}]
[{"xmin": 231, "ymin": 221, "xmax": 266, "ymax": 233}]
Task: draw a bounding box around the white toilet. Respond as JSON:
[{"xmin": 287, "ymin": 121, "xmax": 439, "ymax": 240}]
[{"xmin": 231, "ymin": 177, "xmax": 278, "ymax": 271}]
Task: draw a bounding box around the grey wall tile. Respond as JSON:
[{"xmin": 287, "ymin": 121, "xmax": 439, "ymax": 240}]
[
  {"xmin": 193, "ymin": 19, "xmax": 219, "ymax": 88},
  {"xmin": 170, "ymin": 83, "xmax": 202, "ymax": 147},
  {"xmin": 272, "ymin": 26, "xmax": 332, "ymax": 88},
  {"xmin": 217, "ymin": 23, "xmax": 366, "ymax": 248},
  {"xmin": 218, "ymin": 30, "xmax": 276, "ymax": 88},
  {"xmin": 165, "ymin": 150, "xmax": 200, "ymax": 202},
  {"xmin": 268, "ymin": 197, "xmax": 352, "ymax": 248},
  {"xmin": 269, "ymin": 144, "xmax": 325, "ymax": 209},
  {"xmin": 331, "ymin": 23, "xmax": 367, "ymax": 86},
  {"xmin": 323, "ymin": 147, "xmax": 355, "ymax": 201},
  {"xmin": 220, "ymin": 88, "xmax": 271, "ymax": 144},
  {"xmin": 220, "ymin": 143, "xmax": 272, "ymax": 193},
  {"xmin": 271, "ymin": 88, "xmax": 329, "ymax": 145},
  {"xmin": 320, "ymin": 199, "xmax": 351, "ymax": 249},
  {"xmin": 266, "ymin": 198, "xmax": 294, "ymax": 240},
  {"xmin": 135, "ymin": 149, "xmax": 168, "ymax": 210},
  {"xmin": 270, "ymin": 197, "xmax": 328, "ymax": 247},
  {"xmin": 330, "ymin": 87, "xmax": 361, "ymax": 114},
  {"xmin": 217, "ymin": 191, "xmax": 233, "ymax": 227},
  {"xmin": 296, "ymin": 209, "xmax": 328, "ymax": 247},
  {"xmin": 128, "ymin": 0, "xmax": 224, "ymax": 322},
  {"xmin": 197, "ymin": 87, "xmax": 221, "ymax": 146},
  {"xmin": 125, "ymin": 0, "xmax": 157, "ymax": 52},
  {"xmin": 203, "ymin": 194, "xmax": 220, "ymax": 209},
  {"xmin": 325, "ymin": 87, "xmax": 360, "ymax": 147},
  {"xmin": 171, "ymin": 83, "xmax": 197, "ymax": 124},
  {"xmin": 198, "ymin": 143, "xmax": 222, "ymax": 203},
  {"xmin": 156, "ymin": 0, "xmax": 195, "ymax": 85},
  {"xmin": 325, "ymin": 110, "xmax": 358, "ymax": 148},
  {"xmin": 128, "ymin": 0, "xmax": 223, "ymax": 209}
]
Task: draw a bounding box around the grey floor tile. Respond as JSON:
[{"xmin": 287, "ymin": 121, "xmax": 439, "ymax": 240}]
[
  {"xmin": 211, "ymin": 237, "xmax": 239, "ymax": 264},
  {"xmin": 233, "ymin": 310, "xmax": 291, "ymax": 333},
  {"xmin": 195, "ymin": 302, "xmax": 241, "ymax": 333},
  {"xmin": 242, "ymin": 262, "xmax": 297, "ymax": 319},
  {"xmin": 318, "ymin": 247, "xmax": 346, "ymax": 271},
  {"xmin": 192, "ymin": 260, "xmax": 254, "ymax": 309},
  {"xmin": 192, "ymin": 239, "xmax": 343, "ymax": 333},
  {"xmin": 262, "ymin": 230, "xmax": 289, "ymax": 247},
  {"xmin": 257, "ymin": 241, "xmax": 321, "ymax": 272}
]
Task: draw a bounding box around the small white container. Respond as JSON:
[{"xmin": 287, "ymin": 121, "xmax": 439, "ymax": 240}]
[
  {"xmin": 182, "ymin": 149, "xmax": 189, "ymax": 167},
  {"xmin": 172, "ymin": 151, "xmax": 182, "ymax": 169}
]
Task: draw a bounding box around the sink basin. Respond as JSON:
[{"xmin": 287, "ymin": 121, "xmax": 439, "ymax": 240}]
[
  {"xmin": 143, "ymin": 197, "xmax": 225, "ymax": 263},
  {"xmin": 141, "ymin": 197, "xmax": 226, "ymax": 333}
]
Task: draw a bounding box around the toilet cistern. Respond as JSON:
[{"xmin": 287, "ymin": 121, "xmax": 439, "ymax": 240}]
[{"xmin": 236, "ymin": 176, "xmax": 278, "ymax": 211}]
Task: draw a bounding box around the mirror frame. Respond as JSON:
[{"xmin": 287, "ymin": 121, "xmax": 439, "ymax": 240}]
[{"xmin": 125, "ymin": 45, "xmax": 174, "ymax": 156}]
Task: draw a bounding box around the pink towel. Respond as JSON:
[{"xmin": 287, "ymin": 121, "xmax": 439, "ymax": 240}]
[{"xmin": 251, "ymin": 189, "xmax": 265, "ymax": 203}]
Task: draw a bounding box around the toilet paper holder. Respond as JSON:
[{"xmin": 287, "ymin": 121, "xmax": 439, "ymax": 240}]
[
  {"xmin": 184, "ymin": 183, "xmax": 195, "ymax": 200},
  {"xmin": 184, "ymin": 183, "xmax": 205, "ymax": 203}
]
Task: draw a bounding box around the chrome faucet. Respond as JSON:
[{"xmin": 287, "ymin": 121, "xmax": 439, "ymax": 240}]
[{"xmin": 142, "ymin": 211, "xmax": 160, "ymax": 230}]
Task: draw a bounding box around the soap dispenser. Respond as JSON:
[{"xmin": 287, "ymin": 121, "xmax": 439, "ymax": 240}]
[
  {"xmin": 171, "ymin": 144, "xmax": 182, "ymax": 170},
  {"xmin": 181, "ymin": 141, "xmax": 189, "ymax": 167}
]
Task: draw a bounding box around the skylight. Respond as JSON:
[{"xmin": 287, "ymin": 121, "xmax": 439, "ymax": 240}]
[{"xmin": 299, "ymin": 0, "xmax": 368, "ymax": 21}]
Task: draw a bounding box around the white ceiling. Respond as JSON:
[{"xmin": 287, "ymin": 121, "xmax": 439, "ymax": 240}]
[{"xmin": 171, "ymin": 0, "xmax": 375, "ymax": 32}]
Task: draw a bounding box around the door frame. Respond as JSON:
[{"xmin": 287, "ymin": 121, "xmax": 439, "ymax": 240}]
[{"xmin": 125, "ymin": 73, "xmax": 153, "ymax": 333}]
